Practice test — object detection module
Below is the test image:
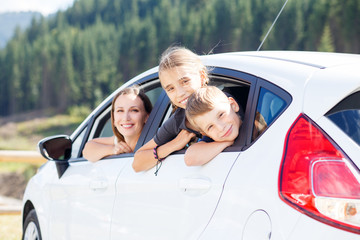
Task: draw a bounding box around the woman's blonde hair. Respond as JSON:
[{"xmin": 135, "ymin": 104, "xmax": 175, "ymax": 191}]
[{"xmin": 111, "ymin": 85, "xmax": 152, "ymax": 142}]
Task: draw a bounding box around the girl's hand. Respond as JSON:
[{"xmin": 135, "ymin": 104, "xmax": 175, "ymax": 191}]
[
  {"xmin": 114, "ymin": 141, "xmax": 132, "ymax": 154},
  {"xmin": 172, "ymin": 129, "xmax": 196, "ymax": 151}
]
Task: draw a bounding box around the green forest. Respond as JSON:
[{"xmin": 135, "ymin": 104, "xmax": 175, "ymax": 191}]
[{"xmin": 0, "ymin": 0, "xmax": 359, "ymax": 117}]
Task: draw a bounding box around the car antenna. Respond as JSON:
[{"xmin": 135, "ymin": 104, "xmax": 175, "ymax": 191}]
[{"xmin": 257, "ymin": 0, "xmax": 290, "ymax": 51}]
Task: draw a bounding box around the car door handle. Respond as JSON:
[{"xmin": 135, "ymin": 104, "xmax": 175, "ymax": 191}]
[
  {"xmin": 179, "ymin": 177, "xmax": 211, "ymax": 195},
  {"xmin": 89, "ymin": 179, "xmax": 108, "ymax": 190}
]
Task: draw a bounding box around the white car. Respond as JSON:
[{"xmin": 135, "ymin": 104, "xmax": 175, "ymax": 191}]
[{"xmin": 22, "ymin": 51, "xmax": 360, "ymax": 240}]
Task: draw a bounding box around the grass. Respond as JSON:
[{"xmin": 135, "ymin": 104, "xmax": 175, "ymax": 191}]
[
  {"xmin": 0, "ymin": 110, "xmax": 87, "ymax": 175},
  {"xmin": 0, "ymin": 107, "xmax": 90, "ymax": 239},
  {"xmin": 0, "ymin": 214, "xmax": 22, "ymax": 240}
]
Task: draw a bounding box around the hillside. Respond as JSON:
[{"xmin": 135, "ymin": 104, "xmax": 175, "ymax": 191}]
[{"xmin": 0, "ymin": 11, "xmax": 42, "ymax": 48}]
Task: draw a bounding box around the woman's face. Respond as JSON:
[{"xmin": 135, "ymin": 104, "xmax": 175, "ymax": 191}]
[
  {"xmin": 113, "ymin": 93, "xmax": 149, "ymax": 140},
  {"xmin": 160, "ymin": 67, "xmax": 205, "ymax": 109}
]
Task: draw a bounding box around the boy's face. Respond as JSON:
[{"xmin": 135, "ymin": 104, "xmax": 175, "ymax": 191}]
[{"xmin": 193, "ymin": 97, "xmax": 242, "ymax": 142}]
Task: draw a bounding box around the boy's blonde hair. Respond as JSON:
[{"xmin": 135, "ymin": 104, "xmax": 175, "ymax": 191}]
[
  {"xmin": 159, "ymin": 46, "xmax": 209, "ymax": 85},
  {"xmin": 185, "ymin": 86, "xmax": 228, "ymax": 128}
]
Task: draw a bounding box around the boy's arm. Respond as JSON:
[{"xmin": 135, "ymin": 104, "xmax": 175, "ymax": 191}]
[
  {"xmin": 184, "ymin": 141, "xmax": 233, "ymax": 166},
  {"xmin": 133, "ymin": 130, "xmax": 195, "ymax": 172}
]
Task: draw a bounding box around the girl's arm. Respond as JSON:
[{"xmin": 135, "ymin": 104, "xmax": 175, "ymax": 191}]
[
  {"xmin": 83, "ymin": 136, "xmax": 132, "ymax": 162},
  {"xmin": 133, "ymin": 130, "xmax": 195, "ymax": 172},
  {"xmin": 184, "ymin": 140, "xmax": 233, "ymax": 166}
]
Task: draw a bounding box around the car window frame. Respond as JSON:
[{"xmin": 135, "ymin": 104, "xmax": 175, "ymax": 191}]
[
  {"xmin": 146, "ymin": 67, "xmax": 258, "ymax": 155},
  {"xmin": 243, "ymin": 77, "xmax": 292, "ymax": 149},
  {"xmin": 67, "ymin": 73, "xmax": 163, "ymax": 162}
]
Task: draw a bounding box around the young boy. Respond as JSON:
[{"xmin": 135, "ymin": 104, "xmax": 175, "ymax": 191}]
[{"xmin": 184, "ymin": 86, "xmax": 243, "ymax": 166}]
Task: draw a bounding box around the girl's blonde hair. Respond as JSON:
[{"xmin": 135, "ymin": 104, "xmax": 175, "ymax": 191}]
[
  {"xmin": 159, "ymin": 46, "xmax": 209, "ymax": 85},
  {"xmin": 159, "ymin": 46, "xmax": 209, "ymax": 111},
  {"xmin": 111, "ymin": 85, "xmax": 152, "ymax": 142}
]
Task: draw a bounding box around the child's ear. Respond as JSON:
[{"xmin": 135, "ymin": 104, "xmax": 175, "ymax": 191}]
[
  {"xmin": 200, "ymin": 70, "xmax": 208, "ymax": 86},
  {"xmin": 144, "ymin": 114, "xmax": 150, "ymax": 123},
  {"xmin": 229, "ymin": 97, "xmax": 240, "ymax": 112}
]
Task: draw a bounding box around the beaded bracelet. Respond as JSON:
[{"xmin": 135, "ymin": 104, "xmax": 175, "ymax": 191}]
[
  {"xmin": 153, "ymin": 145, "xmax": 164, "ymax": 176},
  {"xmin": 153, "ymin": 145, "xmax": 164, "ymax": 162}
]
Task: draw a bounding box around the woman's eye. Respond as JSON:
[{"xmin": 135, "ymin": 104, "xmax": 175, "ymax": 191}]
[
  {"xmin": 131, "ymin": 109, "xmax": 139, "ymax": 112},
  {"xmin": 117, "ymin": 109, "xmax": 124, "ymax": 113},
  {"xmin": 166, "ymin": 87, "xmax": 174, "ymax": 92},
  {"xmin": 207, "ymin": 125, "xmax": 213, "ymax": 131},
  {"xmin": 219, "ymin": 112, "xmax": 224, "ymax": 118}
]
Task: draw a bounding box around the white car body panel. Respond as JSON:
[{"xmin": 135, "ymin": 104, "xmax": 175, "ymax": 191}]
[
  {"xmin": 110, "ymin": 152, "xmax": 239, "ymax": 240},
  {"xmin": 47, "ymin": 158, "xmax": 130, "ymax": 239},
  {"xmin": 303, "ymin": 63, "xmax": 360, "ymax": 121}
]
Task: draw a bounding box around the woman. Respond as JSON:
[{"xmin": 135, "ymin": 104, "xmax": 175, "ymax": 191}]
[{"xmin": 83, "ymin": 86, "xmax": 152, "ymax": 162}]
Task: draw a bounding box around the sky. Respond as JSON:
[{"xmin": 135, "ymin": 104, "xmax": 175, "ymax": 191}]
[{"xmin": 0, "ymin": 0, "xmax": 76, "ymax": 16}]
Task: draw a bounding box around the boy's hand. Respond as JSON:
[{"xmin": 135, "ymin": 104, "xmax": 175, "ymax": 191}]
[{"xmin": 173, "ymin": 129, "xmax": 196, "ymax": 151}]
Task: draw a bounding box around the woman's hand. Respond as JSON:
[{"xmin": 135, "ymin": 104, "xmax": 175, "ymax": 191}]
[{"xmin": 114, "ymin": 141, "xmax": 132, "ymax": 154}]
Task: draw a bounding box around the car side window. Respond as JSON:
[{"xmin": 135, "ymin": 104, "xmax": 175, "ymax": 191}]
[
  {"xmin": 99, "ymin": 118, "xmax": 113, "ymax": 138},
  {"xmin": 252, "ymin": 87, "xmax": 287, "ymax": 141},
  {"xmin": 86, "ymin": 82, "xmax": 163, "ymax": 153},
  {"xmin": 155, "ymin": 77, "xmax": 251, "ymax": 152},
  {"xmin": 72, "ymin": 126, "xmax": 87, "ymax": 158}
]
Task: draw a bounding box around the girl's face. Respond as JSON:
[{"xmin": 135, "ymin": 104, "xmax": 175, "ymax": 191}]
[
  {"xmin": 160, "ymin": 67, "xmax": 206, "ymax": 109},
  {"xmin": 113, "ymin": 93, "xmax": 149, "ymax": 140}
]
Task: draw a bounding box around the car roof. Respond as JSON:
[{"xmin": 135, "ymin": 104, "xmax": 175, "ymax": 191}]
[{"xmin": 220, "ymin": 51, "xmax": 360, "ymax": 69}]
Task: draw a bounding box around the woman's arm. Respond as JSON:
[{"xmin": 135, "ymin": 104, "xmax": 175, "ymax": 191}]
[
  {"xmin": 133, "ymin": 130, "xmax": 195, "ymax": 172},
  {"xmin": 184, "ymin": 140, "xmax": 233, "ymax": 166},
  {"xmin": 83, "ymin": 136, "xmax": 132, "ymax": 162}
]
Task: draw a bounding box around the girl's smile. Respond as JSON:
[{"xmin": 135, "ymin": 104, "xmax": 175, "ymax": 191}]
[{"xmin": 160, "ymin": 67, "xmax": 205, "ymax": 109}]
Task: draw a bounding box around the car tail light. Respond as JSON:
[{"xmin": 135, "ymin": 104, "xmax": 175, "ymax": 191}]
[{"xmin": 279, "ymin": 114, "xmax": 360, "ymax": 234}]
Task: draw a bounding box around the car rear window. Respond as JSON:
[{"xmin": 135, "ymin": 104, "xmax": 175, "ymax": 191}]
[{"xmin": 326, "ymin": 91, "xmax": 360, "ymax": 145}]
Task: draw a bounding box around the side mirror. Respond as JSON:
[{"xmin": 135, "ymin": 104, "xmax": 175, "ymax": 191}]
[{"xmin": 38, "ymin": 135, "xmax": 72, "ymax": 178}]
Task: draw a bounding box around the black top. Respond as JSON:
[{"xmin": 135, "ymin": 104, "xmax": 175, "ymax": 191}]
[{"xmin": 153, "ymin": 108, "xmax": 201, "ymax": 146}]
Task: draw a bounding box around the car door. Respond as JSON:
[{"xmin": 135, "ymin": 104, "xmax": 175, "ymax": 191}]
[
  {"xmin": 46, "ymin": 116, "xmax": 134, "ymax": 240},
  {"xmin": 48, "ymin": 78, "xmax": 163, "ymax": 240},
  {"xmin": 110, "ymin": 68, "xmax": 256, "ymax": 240},
  {"xmin": 48, "ymin": 155, "xmax": 132, "ymax": 240}
]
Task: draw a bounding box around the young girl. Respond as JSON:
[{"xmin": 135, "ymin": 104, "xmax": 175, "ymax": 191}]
[
  {"xmin": 83, "ymin": 86, "xmax": 152, "ymax": 162},
  {"xmin": 133, "ymin": 46, "xmax": 209, "ymax": 172}
]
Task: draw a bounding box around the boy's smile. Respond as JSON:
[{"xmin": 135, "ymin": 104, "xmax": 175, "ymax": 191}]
[{"xmin": 193, "ymin": 97, "xmax": 242, "ymax": 142}]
